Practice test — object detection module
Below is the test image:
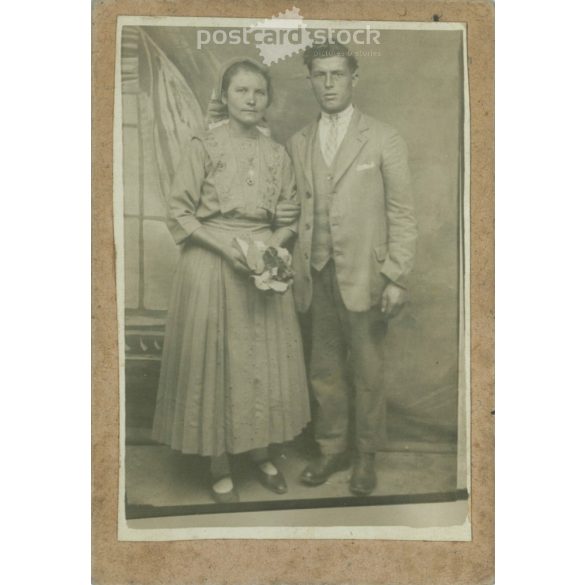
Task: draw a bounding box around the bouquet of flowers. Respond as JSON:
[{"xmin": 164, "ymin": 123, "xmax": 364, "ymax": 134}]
[{"xmin": 233, "ymin": 237, "xmax": 294, "ymax": 293}]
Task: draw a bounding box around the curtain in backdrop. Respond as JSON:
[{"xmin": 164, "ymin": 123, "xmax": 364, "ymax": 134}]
[
  {"xmin": 121, "ymin": 26, "xmax": 465, "ymax": 452},
  {"xmin": 121, "ymin": 27, "xmax": 216, "ymax": 317}
]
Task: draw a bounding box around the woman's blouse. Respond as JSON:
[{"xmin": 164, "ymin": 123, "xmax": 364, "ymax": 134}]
[{"xmin": 167, "ymin": 123, "xmax": 298, "ymax": 245}]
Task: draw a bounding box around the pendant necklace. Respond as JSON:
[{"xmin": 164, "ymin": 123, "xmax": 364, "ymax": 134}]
[
  {"xmin": 229, "ymin": 126, "xmax": 258, "ymax": 186},
  {"xmin": 245, "ymin": 150, "xmax": 256, "ymax": 186}
]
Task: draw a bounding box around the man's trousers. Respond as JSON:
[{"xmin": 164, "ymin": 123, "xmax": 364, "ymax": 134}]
[{"xmin": 309, "ymin": 261, "xmax": 387, "ymax": 454}]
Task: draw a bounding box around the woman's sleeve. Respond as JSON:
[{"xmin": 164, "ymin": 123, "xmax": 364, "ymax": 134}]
[
  {"xmin": 166, "ymin": 138, "xmax": 208, "ymax": 245},
  {"xmin": 276, "ymin": 150, "xmax": 299, "ymax": 233},
  {"xmin": 279, "ymin": 150, "xmax": 298, "ymax": 204}
]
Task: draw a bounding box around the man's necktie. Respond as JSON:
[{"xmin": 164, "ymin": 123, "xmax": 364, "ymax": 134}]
[{"xmin": 323, "ymin": 114, "xmax": 339, "ymax": 167}]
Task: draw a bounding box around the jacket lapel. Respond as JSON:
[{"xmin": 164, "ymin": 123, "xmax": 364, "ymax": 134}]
[
  {"xmin": 301, "ymin": 119, "xmax": 319, "ymax": 194},
  {"xmin": 332, "ymin": 109, "xmax": 369, "ymax": 186}
]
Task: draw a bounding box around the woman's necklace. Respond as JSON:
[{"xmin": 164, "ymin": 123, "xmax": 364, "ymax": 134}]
[
  {"xmin": 244, "ymin": 148, "xmax": 256, "ymax": 186},
  {"xmin": 229, "ymin": 127, "xmax": 258, "ymax": 186}
]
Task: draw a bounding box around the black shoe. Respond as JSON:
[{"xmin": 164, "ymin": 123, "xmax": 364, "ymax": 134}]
[
  {"xmin": 350, "ymin": 453, "xmax": 377, "ymax": 496},
  {"xmin": 254, "ymin": 462, "xmax": 288, "ymax": 495},
  {"xmin": 300, "ymin": 452, "xmax": 351, "ymax": 486},
  {"xmin": 210, "ymin": 476, "xmax": 240, "ymax": 504}
]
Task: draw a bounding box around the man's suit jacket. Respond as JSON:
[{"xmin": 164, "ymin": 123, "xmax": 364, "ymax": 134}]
[{"xmin": 287, "ymin": 108, "xmax": 417, "ymax": 313}]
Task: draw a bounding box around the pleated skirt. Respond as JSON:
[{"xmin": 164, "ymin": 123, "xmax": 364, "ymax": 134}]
[{"xmin": 151, "ymin": 222, "xmax": 311, "ymax": 456}]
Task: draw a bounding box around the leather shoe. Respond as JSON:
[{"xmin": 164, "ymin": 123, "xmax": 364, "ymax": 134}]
[
  {"xmin": 255, "ymin": 463, "xmax": 288, "ymax": 495},
  {"xmin": 350, "ymin": 453, "xmax": 377, "ymax": 496},
  {"xmin": 300, "ymin": 452, "xmax": 351, "ymax": 486}
]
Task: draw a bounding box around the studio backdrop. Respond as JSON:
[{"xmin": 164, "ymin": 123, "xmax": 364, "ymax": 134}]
[{"xmin": 121, "ymin": 25, "xmax": 465, "ymax": 455}]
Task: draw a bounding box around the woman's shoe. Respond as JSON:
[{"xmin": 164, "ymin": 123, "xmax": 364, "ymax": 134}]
[
  {"xmin": 210, "ymin": 476, "xmax": 239, "ymax": 504},
  {"xmin": 254, "ymin": 461, "xmax": 288, "ymax": 495}
]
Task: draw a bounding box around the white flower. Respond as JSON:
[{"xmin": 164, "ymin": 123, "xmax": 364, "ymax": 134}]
[
  {"xmin": 276, "ymin": 247, "xmax": 291, "ymax": 263},
  {"xmin": 268, "ymin": 280, "xmax": 288, "ymax": 293},
  {"xmin": 251, "ymin": 272, "xmax": 272, "ymax": 291}
]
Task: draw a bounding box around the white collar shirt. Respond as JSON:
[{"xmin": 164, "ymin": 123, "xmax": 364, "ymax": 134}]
[{"xmin": 318, "ymin": 104, "xmax": 354, "ymax": 162}]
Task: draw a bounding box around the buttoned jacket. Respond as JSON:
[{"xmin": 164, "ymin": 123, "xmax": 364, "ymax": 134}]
[{"xmin": 287, "ymin": 108, "xmax": 417, "ymax": 313}]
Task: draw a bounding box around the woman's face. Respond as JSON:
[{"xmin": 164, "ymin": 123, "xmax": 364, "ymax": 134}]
[{"xmin": 222, "ymin": 69, "xmax": 269, "ymax": 128}]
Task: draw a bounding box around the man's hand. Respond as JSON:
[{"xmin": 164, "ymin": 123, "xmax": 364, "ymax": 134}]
[
  {"xmin": 273, "ymin": 202, "xmax": 300, "ymax": 228},
  {"xmin": 381, "ymin": 283, "xmax": 406, "ymax": 318}
]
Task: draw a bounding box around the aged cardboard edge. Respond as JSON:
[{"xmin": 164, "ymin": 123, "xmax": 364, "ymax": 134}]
[{"xmin": 92, "ymin": 1, "xmax": 494, "ymax": 584}]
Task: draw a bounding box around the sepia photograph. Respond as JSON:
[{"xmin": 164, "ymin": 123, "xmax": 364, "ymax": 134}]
[{"xmin": 113, "ymin": 14, "xmax": 471, "ymax": 540}]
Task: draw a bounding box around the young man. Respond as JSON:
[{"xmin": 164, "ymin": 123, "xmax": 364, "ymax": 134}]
[{"xmin": 285, "ymin": 42, "xmax": 417, "ymax": 495}]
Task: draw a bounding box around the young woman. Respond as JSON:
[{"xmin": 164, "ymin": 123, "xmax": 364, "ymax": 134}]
[{"xmin": 152, "ymin": 58, "xmax": 310, "ymax": 503}]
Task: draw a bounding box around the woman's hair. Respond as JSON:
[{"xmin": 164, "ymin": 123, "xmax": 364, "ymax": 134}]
[
  {"xmin": 303, "ymin": 41, "xmax": 359, "ymax": 73},
  {"xmin": 220, "ymin": 60, "xmax": 273, "ymax": 106}
]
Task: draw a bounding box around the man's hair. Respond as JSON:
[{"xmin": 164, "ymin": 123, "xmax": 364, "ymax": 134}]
[{"xmin": 303, "ymin": 41, "xmax": 359, "ymax": 73}]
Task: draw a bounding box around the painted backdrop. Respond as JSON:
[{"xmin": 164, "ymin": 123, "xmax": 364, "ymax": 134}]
[{"xmin": 121, "ymin": 25, "xmax": 465, "ymax": 452}]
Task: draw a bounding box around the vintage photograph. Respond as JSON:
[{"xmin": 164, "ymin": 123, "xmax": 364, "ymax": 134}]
[{"xmin": 113, "ymin": 14, "xmax": 470, "ymax": 540}]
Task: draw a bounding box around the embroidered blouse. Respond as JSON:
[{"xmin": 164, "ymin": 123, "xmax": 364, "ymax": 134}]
[{"xmin": 166, "ymin": 123, "xmax": 298, "ymax": 245}]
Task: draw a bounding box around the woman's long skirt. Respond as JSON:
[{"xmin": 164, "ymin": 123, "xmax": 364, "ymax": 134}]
[{"xmin": 152, "ymin": 224, "xmax": 311, "ymax": 456}]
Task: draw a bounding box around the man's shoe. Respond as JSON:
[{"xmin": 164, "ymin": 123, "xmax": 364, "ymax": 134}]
[
  {"xmin": 300, "ymin": 452, "xmax": 351, "ymax": 486},
  {"xmin": 349, "ymin": 453, "xmax": 377, "ymax": 496}
]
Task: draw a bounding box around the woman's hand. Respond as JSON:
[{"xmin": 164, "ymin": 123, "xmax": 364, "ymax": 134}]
[
  {"xmin": 273, "ymin": 202, "xmax": 300, "ymax": 228},
  {"xmin": 224, "ymin": 243, "xmax": 251, "ymax": 276},
  {"xmin": 267, "ymin": 229, "xmax": 294, "ymax": 249}
]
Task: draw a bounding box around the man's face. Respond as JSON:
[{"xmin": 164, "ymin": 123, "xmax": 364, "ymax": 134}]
[{"xmin": 308, "ymin": 56, "xmax": 357, "ymax": 114}]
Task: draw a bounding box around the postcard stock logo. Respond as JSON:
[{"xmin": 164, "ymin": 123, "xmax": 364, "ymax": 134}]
[
  {"xmin": 249, "ymin": 6, "xmax": 312, "ymax": 65},
  {"xmin": 195, "ymin": 7, "xmax": 381, "ymax": 65}
]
